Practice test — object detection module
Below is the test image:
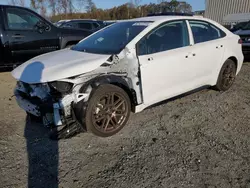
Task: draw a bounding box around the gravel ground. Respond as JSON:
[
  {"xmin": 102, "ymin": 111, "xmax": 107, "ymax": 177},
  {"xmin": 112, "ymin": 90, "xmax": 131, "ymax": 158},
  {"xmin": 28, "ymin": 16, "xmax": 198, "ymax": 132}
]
[{"xmin": 1, "ymin": 63, "xmax": 250, "ymax": 188}]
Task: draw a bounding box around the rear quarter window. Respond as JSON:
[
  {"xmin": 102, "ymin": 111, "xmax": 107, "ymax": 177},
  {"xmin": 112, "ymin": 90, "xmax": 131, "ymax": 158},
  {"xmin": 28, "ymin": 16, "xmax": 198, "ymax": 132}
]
[{"xmin": 189, "ymin": 20, "xmax": 226, "ymax": 44}]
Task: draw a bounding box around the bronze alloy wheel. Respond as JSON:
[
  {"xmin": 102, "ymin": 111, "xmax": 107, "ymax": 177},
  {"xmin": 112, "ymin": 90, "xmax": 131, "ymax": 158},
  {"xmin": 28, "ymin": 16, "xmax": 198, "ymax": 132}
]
[
  {"xmin": 92, "ymin": 92, "xmax": 129, "ymax": 133},
  {"xmin": 84, "ymin": 84, "xmax": 131, "ymax": 137}
]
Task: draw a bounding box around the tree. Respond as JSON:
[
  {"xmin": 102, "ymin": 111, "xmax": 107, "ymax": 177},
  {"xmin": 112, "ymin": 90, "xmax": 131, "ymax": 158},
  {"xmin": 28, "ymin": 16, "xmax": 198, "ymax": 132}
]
[
  {"xmin": 8, "ymin": 0, "xmax": 192, "ymax": 21},
  {"xmin": 48, "ymin": 0, "xmax": 57, "ymax": 16},
  {"xmin": 60, "ymin": 0, "xmax": 69, "ymax": 15},
  {"xmin": 157, "ymin": 0, "xmax": 165, "ymax": 12},
  {"xmin": 40, "ymin": 4, "xmax": 47, "ymax": 17},
  {"xmin": 29, "ymin": 0, "xmax": 48, "ymax": 17},
  {"xmin": 84, "ymin": 0, "xmax": 96, "ymax": 12},
  {"xmin": 176, "ymin": 2, "xmax": 192, "ymax": 13},
  {"xmin": 30, "ymin": 0, "xmax": 38, "ymax": 9},
  {"xmin": 9, "ymin": 0, "xmax": 25, "ymax": 6},
  {"xmin": 168, "ymin": 0, "xmax": 179, "ymax": 12},
  {"xmin": 130, "ymin": 0, "xmax": 142, "ymax": 7}
]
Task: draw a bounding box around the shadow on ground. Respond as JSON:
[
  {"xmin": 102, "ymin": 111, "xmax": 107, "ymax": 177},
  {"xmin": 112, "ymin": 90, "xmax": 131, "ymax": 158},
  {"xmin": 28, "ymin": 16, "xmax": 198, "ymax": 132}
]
[
  {"xmin": 19, "ymin": 61, "xmax": 59, "ymax": 188},
  {"xmin": 25, "ymin": 117, "xmax": 59, "ymax": 188}
]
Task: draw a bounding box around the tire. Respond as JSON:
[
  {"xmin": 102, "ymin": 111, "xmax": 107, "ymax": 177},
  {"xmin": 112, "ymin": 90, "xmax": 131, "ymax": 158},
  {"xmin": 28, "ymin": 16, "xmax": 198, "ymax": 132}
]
[
  {"xmin": 214, "ymin": 59, "xmax": 237, "ymax": 91},
  {"xmin": 82, "ymin": 84, "xmax": 131, "ymax": 137}
]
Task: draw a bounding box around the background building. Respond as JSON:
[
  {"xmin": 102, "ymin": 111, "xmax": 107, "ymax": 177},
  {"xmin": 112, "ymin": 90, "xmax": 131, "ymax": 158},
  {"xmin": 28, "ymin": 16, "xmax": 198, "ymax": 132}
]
[{"xmin": 205, "ymin": 0, "xmax": 250, "ymax": 24}]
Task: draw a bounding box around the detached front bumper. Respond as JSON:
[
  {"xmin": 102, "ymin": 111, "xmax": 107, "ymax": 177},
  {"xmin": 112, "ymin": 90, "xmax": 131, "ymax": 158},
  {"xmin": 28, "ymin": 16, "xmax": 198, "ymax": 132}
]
[
  {"xmin": 13, "ymin": 79, "xmax": 91, "ymax": 139},
  {"xmin": 14, "ymin": 79, "xmax": 90, "ymax": 128},
  {"xmin": 15, "ymin": 94, "xmax": 41, "ymax": 117},
  {"xmin": 15, "ymin": 90, "xmax": 64, "ymax": 126}
]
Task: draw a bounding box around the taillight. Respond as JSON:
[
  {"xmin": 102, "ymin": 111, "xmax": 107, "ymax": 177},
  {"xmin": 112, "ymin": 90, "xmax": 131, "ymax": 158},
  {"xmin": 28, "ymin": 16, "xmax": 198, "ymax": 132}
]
[{"xmin": 238, "ymin": 39, "xmax": 243, "ymax": 44}]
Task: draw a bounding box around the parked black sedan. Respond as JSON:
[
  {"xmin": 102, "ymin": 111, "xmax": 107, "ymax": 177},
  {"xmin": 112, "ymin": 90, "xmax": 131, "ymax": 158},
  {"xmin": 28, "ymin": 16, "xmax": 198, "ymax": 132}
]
[{"xmin": 55, "ymin": 19, "xmax": 106, "ymax": 32}]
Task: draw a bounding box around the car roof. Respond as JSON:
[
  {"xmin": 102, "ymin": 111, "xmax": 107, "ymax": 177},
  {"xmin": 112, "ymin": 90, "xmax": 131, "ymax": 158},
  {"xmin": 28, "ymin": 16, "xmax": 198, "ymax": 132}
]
[
  {"xmin": 72, "ymin": 19, "xmax": 97, "ymax": 21},
  {"xmin": 131, "ymin": 16, "xmax": 210, "ymax": 23}
]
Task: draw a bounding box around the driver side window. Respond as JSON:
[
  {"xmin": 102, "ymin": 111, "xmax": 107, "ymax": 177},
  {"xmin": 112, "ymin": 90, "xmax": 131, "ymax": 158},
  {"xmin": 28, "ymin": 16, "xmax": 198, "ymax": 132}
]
[
  {"xmin": 137, "ymin": 20, "xmax": 190, "ymax": 56},
  {"xmin": 6, "ymin": 8, "xmax": 40, "ymax": 30}
]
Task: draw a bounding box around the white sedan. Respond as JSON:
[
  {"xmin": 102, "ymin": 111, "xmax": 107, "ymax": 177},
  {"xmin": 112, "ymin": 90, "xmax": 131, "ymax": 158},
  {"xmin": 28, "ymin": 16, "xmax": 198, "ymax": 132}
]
[{"xmin": 12, "ymin": 15, "xmax": 244, "ymax": 139}]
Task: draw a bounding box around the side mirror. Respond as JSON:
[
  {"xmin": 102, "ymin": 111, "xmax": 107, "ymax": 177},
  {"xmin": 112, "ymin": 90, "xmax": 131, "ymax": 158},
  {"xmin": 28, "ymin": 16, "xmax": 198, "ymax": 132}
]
[{"xmin": 35, "ymin": 21, "xmax": 51, "ymax": 33}]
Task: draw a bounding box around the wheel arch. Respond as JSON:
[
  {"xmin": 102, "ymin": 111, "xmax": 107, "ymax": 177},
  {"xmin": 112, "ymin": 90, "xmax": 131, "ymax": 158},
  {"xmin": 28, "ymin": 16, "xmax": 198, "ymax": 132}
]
[
  {"xmin": 212, "ymin": 56, "xmax": 239, "ymax": 86},
  {"xmin": 80, "ymin": 75, "xmax": 138, "ymax": 112},
  {"xmin": 214, "ymin": 57, "xmax": 237, "ymax": 91},
  {"xmin": 228, "ymin": 56, "xmax": 238, "ymax": 70}
]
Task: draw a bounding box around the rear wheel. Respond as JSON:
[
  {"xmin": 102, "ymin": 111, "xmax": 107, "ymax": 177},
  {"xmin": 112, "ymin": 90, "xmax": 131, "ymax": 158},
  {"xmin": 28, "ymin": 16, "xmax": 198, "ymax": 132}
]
[
  {"xmin": 84, "ymin": 84, "xmax": 131, "ymax": 137},
  {"xmin": 214, "ymin": 59, "xmax": 236, "ymax": 91}
]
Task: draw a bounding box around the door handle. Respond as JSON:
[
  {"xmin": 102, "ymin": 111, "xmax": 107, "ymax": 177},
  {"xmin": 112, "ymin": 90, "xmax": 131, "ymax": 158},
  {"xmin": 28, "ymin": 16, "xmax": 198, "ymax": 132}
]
[
  {"xmin": 185, "ymin": 53, "xmax": 190, "ymax": 58},
  {"xmin": 148, "ymin": 57, "xmax": 153, "ymax": 61},
  {"xmin": 12, "ymin": 34, "xmax": 25, "ymax": 38},
  {"xmin": 185, "ymin": 53, "xmax": 195, "ymax": 58},
  {"xmin": 216, "ymin": 45, "xmax": 223, "ymax": 49}
]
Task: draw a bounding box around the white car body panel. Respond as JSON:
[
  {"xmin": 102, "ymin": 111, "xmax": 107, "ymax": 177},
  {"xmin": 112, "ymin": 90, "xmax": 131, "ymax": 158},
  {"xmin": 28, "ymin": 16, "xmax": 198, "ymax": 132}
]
[
  {"xmin": 12, "ymin": 49, "xmax": 110, "ymax": 84},
  {"xmin": 133, "ymin": 17, "xmax": 243, "ymax": 112},
  {"xmin": 188, "ymin": 38, "xmax": 226, "ymax": 85},
  {"xmin": 138, "ymin": 46, "xmax": 203, "ymax": 106},
  {"xmin": 222, "ymin": 36, "xmax": 244, "ymax": 74}
]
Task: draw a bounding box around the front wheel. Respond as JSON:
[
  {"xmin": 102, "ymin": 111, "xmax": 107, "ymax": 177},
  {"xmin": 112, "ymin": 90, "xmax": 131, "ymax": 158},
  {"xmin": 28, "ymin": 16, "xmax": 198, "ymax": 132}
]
[
  {"xmin": 83, "ymin": 84, "xmax": 131, "ymax": 137},
  {"xmin": 214, "ymin": 59, "xmax": 237, "ymax": 91}
]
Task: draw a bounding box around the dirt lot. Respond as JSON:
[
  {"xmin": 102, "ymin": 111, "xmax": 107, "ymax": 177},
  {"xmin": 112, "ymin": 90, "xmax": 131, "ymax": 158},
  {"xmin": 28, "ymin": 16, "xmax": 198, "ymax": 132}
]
[{"xmin": 1, "ymin": 63, "xmax": 250, "ymax": 188}]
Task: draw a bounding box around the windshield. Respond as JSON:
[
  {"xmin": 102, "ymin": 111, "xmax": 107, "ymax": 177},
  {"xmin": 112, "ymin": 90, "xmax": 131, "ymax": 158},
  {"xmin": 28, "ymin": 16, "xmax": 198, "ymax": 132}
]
[{"xmin": 72, "ymin": 21, "xmax": 151, "ymax": 54}]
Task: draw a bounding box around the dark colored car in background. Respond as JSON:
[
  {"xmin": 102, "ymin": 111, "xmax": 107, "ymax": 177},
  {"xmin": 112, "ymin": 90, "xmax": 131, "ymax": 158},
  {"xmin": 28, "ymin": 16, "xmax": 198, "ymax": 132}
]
[
  {"xmin": 234, "ymin": 21, "xmax": 250, "ymax": 56},
  {"xmin": 55, "ymin": 19, "xmax": 106, "ymax": 32},
  {"xmin": 230, "ymin": 21, "xmax": 249, "ymax": 32},
  {"xmin": 0, "ymin": 5, "xmax": 93, "ymax": 68}
]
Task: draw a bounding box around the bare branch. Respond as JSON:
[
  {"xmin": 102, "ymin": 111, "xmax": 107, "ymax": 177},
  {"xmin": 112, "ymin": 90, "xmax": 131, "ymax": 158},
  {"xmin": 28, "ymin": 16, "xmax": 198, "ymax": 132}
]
[{"xmin": 8, "ymin": 0, "xmax": 25, "ymax": 6}]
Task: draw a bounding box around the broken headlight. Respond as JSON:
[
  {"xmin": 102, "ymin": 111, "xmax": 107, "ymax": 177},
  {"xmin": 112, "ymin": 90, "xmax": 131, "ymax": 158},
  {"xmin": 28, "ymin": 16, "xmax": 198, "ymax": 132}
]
[{"xmin": 49, "ymin": 81, "xmax": 73, "ymax": 93}]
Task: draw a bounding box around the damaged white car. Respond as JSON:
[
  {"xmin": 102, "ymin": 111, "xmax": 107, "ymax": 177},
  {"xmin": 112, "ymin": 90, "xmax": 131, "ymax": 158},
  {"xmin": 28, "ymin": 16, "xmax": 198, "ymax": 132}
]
[{"xmin": 12, "ymin": 16, "xmax": 243, "ymax": 139}]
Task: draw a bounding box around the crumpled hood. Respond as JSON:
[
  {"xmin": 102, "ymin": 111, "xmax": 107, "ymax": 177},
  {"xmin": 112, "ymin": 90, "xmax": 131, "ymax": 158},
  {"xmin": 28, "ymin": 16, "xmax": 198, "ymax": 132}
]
[{"xmin": 12, "ymin": 49, "xmax": 111, "ymax": 84}]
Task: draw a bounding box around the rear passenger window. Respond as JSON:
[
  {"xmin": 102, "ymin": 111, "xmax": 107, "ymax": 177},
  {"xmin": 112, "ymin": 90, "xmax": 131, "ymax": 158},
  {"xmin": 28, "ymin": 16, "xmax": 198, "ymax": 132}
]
[
  {"xmin": 63, "ymin": 22, "xmax": 77, "ymax": 28},
  {"xmin": 78, "ymin": 23, "xmax": 92, "ymax": 30},
  {"xmin": 138, "ymin": 20, "xmax": 189, "ymax": 55},
  {"xmin": 189, "ymin": 21, "xmax": 226, "ymax": 44}
]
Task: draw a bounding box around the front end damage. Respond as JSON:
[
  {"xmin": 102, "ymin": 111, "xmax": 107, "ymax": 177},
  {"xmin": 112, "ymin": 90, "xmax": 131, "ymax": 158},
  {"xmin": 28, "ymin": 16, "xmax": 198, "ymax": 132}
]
[
  {"xmin": 14, "ymin": 48, "xmax": 143, "ymax": 139},
  {"xmin": 14, "ymin": 81, "xmax": 86, "ymax": 139}
]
